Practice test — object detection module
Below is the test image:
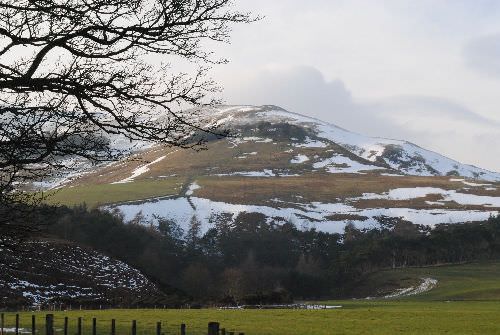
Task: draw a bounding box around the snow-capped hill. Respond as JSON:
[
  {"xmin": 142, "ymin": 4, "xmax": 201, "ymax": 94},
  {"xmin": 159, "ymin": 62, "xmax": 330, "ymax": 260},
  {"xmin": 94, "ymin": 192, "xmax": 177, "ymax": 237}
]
[{"xmin": 197, "ymin": 105, "xmax": 500, "ymax": 181}]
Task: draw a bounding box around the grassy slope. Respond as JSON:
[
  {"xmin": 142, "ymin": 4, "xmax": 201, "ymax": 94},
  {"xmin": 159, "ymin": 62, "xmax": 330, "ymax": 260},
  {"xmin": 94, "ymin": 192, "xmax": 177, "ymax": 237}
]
[
  {"xmin": 354, "ymin": 261, "xmax": 500, "ymax": 301},
  {"xmin": 45, "ymin": 178, "xmax": 185, "ymax": 208}
]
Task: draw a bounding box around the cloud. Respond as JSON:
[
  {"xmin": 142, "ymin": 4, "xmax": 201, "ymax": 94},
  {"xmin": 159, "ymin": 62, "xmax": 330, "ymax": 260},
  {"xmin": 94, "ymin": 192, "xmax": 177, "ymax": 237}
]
[
  {"xmin": 464, "ymin": 34, "xmax": 500, "ymax": 78},
  {"xmin": 222, "ymin": 65, "xmax": 500, "ymax": 171}
]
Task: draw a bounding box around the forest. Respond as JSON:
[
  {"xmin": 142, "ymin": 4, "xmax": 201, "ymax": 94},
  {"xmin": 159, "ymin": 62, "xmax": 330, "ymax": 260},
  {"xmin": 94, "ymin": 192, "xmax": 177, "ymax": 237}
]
[{"xmin": 42, "ymin": 206, "xmax": 500, "ymax": 305}]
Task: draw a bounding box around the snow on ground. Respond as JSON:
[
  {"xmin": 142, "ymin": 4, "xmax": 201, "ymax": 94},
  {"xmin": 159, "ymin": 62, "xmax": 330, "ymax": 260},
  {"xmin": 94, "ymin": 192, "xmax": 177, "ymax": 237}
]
[
  {"xmin": 1, "ymin": 241, "xmax": 157, "ymax": 307},
  {"xmin": 356, "ymin": 187, "xmax": 500, "ymax": 207},
  {"xmin": 313, "ymin": 154, "xmax": 383, "ymax": 174},
  {"xmin": 291, "ymin": 154, "xmax": 310, "ymax": 164},
  {"xmin": 216, "ymin": 170, "xmax": 276, "ymax": 177},
  {"xmin": 450, "ymin": 178, "xmax": 493, "ymax": 187},
  {"xmin": 384, "ymin": 278, "xmax": 438, "ymax": 299},
  {"xmin": 186, "ymin": 182, "xmax": 201, "ymax": 196},
  {"xmin": 292, "ymin": 137, "xmax": 328, "ymax": 148},
  {"xmin": 3, "ymin": 329, "xmax": 32, "ymax": 334},
  {"xmin": 108, "ymin": 196, "xmax": 498, "ymax": 235},
  {"xmin": 112, "ymin": 155, "xmax": 167, "ymax": 184}
]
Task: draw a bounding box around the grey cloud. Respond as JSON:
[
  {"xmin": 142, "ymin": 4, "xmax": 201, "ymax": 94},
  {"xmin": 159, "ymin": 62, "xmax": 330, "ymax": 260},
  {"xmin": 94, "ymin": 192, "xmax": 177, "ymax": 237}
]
[{"xmin": 464, "ymin": 34, "xmax": 500, "ymax": 78}]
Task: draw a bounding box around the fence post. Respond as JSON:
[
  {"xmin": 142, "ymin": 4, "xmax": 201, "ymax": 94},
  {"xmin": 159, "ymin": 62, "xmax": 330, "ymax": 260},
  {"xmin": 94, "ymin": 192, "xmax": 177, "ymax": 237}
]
[
  {"xmin": 111, "ymin": 319, "xmax": 116, "ymax": 335},
  {"xmin": 64, "ymin": 317, "xmax": 68, "ymax": 335},
  {"xmin": 31, "ymin": 315, "xmax": 36, "ymax": 335},
  {"xmin": 1, "ymin": 313, "xmax": 4, "ymax": 335},
  {"xmin": 92, "ymin": 318, "xmax": 97, "ymax": 335},
  {"xmin": 180, "ymin": 324, "xmax": 186, "ymax": 335},
  {"xmin": 221, "ymin": 328, "xmax": 226, "ymax": 335},
  {"xmin": 131, "ymin": 320, "xmax": 136, "ymax": 335},
  {"xmin": 208, "ymin": 322, "xmax": 219, "ymax": 335},
  {"xmin": 45, "ymin": 314, "xmax": 54, "ymax": 335},
  {"xmin": 15, "ymin": 314, "xmax": 19, "ymax": 335},
  {"xmin": 77, "ymin": 317, "xmax": 82, "ymax": 335},
  {"xmin": 156, "ymin": 322, "xmax": 161, "ymax": 335}
]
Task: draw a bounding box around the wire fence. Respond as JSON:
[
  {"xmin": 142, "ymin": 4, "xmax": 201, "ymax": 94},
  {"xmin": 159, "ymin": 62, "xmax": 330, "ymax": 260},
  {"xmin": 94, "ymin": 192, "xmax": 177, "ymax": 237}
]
[{"xmin": 0, "ymin": 313, "xmax": 245, "ymax": 335}]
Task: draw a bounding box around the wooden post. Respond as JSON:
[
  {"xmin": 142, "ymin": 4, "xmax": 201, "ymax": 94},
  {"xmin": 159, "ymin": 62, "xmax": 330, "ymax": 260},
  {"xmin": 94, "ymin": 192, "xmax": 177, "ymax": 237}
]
[
  {"xmin": 31, "ymin": 315, "xmax": 36, "ymax": 335},
  {"xmin": 208, "ymin": 322, "xmax": 220, "ymax": 335},
  {"xmin": 1, "ymin": 313, "xmax": 4, "ymax": 335},
  {"xmin": 111, "ymin": 319, "xmax": 116, "ymax": 335},
  {"xmin": 156, "ymin": 322, "xmax": 161, "ymax": 335},
  {"xmin": 92, "ymin": 318, "xmax": 97, "ymax": 335},
  {"xmin": 64, "ymin": 317, "xmax": 68, "ymax": 335},
  {"xmin": 45, "ymin": 314, "xmax": 54, "ymax": 335},
  {"xmin": 77, "ymin": 317, "xmax": 82, "ymax": 335},
  {"xmin": 180, "ymin": 324, "xmax": 186, "ymax": 335},
  {"xmin": 221, "ymin": 328, "xmax": 226, "ymax": 335},
  {"xmin": 131, "ymin": 320, "xmax": 137, "ymax": 335},
  {"xmin": 15, "ymin": 314, "xmax": 19, "ymax": 335}
]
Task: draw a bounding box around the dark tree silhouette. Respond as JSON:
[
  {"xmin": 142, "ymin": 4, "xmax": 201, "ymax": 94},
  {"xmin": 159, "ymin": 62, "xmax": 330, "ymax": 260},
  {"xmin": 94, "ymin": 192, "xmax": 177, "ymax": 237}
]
[{"xmin": 0, "ymin": 0, "xmax": 253, "ymax": 241}]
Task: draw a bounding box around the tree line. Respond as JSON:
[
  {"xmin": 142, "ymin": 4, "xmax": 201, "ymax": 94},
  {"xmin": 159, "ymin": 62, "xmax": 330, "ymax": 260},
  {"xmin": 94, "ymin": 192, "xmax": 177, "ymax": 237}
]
[{"xmin": 43, "ymin": 206, "xmax": 500, "ymax": 305}]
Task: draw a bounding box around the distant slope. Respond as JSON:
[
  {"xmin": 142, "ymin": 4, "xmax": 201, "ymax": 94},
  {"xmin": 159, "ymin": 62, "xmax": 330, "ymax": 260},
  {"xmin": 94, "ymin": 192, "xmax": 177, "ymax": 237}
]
[
  {"xmin": 0, "ymin": 239, "xmax": 168, "ymax": 308},
  {"xmin": 351, "ymin": 262, "xmax": 500, "ymax": 301}
]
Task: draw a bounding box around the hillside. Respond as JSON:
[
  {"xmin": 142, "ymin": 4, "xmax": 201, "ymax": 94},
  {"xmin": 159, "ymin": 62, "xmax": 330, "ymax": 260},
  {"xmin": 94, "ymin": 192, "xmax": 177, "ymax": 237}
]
[
  {"xmin": 43, "ymin": 105, "xmax": 500, "ymax": 234},
  {"xmin": 349, "ymin": 261, "xmax": 500, "ymax": 301},
  {"xmin": 0, "ymin": 239, "xmax": 169, "ymax": 309}
]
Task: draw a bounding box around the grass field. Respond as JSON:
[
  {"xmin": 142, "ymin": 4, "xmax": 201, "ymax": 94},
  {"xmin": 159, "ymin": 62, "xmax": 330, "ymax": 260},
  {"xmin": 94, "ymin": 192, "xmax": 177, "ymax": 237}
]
[
  {"xmin": 4, "ymin": 301, "xmax": 500, "ymax": 335},
  {"xmin": 44, "ymin": 178, "xmax": 185, "ymax": 208},
  {"xmin": 4, "ymin": 262, "xmax": 500, "ymax": 335}
]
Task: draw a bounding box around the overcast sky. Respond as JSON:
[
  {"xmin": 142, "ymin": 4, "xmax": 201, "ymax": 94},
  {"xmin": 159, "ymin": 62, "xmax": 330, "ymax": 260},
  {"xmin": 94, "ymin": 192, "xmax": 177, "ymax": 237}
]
[{"xmin": 210, "ymin": 0, "xmax": 500, "ymax": 171}]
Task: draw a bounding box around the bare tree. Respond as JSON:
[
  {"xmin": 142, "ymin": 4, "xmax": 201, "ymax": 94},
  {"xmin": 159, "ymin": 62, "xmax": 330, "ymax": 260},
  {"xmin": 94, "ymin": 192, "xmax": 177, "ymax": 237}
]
[{"xmin": 0, "ymin": 0, "xmax": 253, "ymax": 239}]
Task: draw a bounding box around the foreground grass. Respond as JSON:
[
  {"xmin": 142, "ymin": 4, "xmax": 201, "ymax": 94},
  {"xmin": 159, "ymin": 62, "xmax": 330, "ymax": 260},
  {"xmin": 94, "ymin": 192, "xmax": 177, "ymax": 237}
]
[
  {"xmin": 4, "ymin": 301, "xmax": 500, "ymax": 335},
  {"xmin": 44, "ymin": 178, "xmax": 184, "ymax": 208}
]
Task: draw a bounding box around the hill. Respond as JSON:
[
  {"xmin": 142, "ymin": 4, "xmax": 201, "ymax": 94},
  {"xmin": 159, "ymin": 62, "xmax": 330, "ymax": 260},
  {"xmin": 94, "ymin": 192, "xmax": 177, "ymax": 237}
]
[
  {"xmin": 43, "ymin": 105, "xmax": 500, "ymax": 235},
  {"xmin": 0, "ymin": 238, "xmax": 170, "ymax": 309}
]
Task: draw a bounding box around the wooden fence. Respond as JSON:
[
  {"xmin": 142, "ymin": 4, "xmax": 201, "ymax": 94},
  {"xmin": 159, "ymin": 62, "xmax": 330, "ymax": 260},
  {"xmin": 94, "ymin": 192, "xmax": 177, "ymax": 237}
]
[{"xmin": 0, "ymin": 314, "xmax": 245, "ymax": 335}]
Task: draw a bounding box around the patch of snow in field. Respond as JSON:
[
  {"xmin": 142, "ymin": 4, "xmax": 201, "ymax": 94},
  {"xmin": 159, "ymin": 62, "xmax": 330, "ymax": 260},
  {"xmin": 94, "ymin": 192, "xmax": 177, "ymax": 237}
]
[
  {"xmin": 216, "ymin": 170, "xmax": 276, "ymax": 177},
  {"xmin": 3, "ymin": 328, "xmax": 32, "ymax": 334},
  {"xmin": 450, "ymin": 178, "xmax": 492, "ymax": 187},
  {"xmin": 426, "ymin": 201, "xmax": 445, "ymax": 206},
  {"xmin": 292, "ymin": 137, "xmax": 328, "ymax": 148},
  {"xmin": 356, "ymin": 187, "xmax": 500, "ymax": 207},
  {"xmin": 112, "ymin": 155, "xmax": 167, "ymax": 184},
  {"xmin": 313, "ymin": 154, "xmax": 382, "ymax": 174},
  {"xmin": 384, "ymin": 278, "xmax": 438, "ymax": 298},
  {"xmin": 291, "ymin": 154, "xmax": 310, "ymax": 164},
  {"xmin": 186, "ymin": 182, "xmax": 201, "ymax": 196}
]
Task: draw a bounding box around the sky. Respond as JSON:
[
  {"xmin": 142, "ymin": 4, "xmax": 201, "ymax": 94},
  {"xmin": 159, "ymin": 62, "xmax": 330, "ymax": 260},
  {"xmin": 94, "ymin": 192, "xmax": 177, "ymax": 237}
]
[{"xmin": 210, "ymin": 0, "xmax": 500, "ymax": 171}]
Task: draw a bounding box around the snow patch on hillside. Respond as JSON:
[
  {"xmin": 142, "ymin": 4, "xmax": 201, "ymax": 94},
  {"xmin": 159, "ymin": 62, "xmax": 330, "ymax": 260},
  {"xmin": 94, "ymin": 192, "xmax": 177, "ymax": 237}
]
[
  {"xmin": 313, "ymin": 155, "xmax": 383, "ymax": 174},
  {"xmin": 108, "ymin": 196, "xmax": 498, "ymax": 235},
  {"xmin": 357, "ymin": 187, "xmax": 500, "ymax": 207},
  {"xmin": 113, "ymin": 155, "xmax": 167, "ymax": 184},
  {"xmin": 291, "ymin": 154, "xmax": 310, "ymax": 164},
  {"xmin": 384, "ymin": 278, "xmax": 438, "ymax": 299}
]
